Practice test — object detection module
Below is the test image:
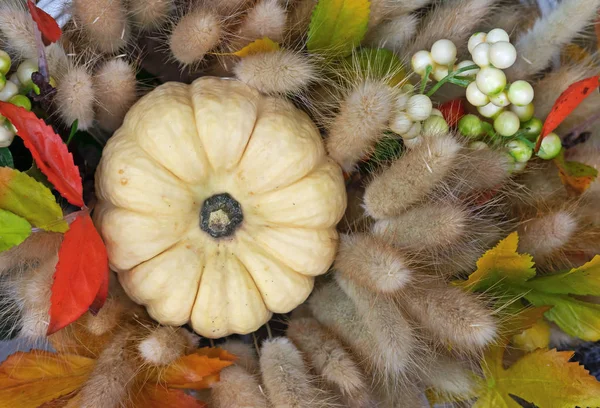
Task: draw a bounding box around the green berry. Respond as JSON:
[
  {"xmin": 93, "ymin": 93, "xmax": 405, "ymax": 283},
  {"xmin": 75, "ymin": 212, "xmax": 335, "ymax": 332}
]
[
  {"xmin": 423, "ymin": 115, "xmax": 449, "ymax": 134},
  {"xmin": 0, "ymin": 73, "xmax": 5, "ymax": 92},
  {"xmin": 537, "ymin": 133, "xmax": 562, "ymax": 160},
  {"xmin": 9, "ymin": 94, "xmax": 31, "ymax": 111},
  {"xmin": 494, "ymin": 111, "xmax": 520, "ymax": 137},
  {"xmin": 0, "ymin": 51, "xmax": 10, "ymax": 76},
  {"xmin": 507, "ymin": 140, "xmax": 533, "ymax": 163},
  {"xmin": 521, "ymin": 117, "xmax": 543, "ymax": 140},
  {"xmin": 458, "ymin": 114, "xmax": 483, "ymax": 138}
]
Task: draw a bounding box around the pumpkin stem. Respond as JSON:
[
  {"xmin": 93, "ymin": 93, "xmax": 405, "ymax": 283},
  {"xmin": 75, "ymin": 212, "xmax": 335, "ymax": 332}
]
[{"xmin": 200, "ymin": 193, "xmax": 243, "ymax": 238}]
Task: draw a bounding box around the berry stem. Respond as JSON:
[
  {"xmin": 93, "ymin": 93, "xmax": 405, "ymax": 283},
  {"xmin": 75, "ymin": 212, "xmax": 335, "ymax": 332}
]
[
  {"xmin": 426, "ymin": 64, "xmax": 479, "ymax": 97},
  {"xmin": 420, "ymin": 65, "xmax": 433, "ymax": 94}
]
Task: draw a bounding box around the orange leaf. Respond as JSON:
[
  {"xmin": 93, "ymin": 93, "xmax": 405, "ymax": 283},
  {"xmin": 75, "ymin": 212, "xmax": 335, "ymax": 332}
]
[
  {"xmin": 536, "ymin": 75, "xmax": 600, "ymax": 152},
  {"xmin": 153, "ymin": 347, "xmax": 235, "ymax": 390},
  {"xmin": 0, "ymin": 103, "xmax": 83, "ymax": 207},
  {"xmin": 553, "ymin": 149, "xmax": 598, "ymax": 195},
  {"xmin": 27, "ymin": 0, "xmax": 62, "ymax": 45},
  {"xmin": 128, "ymin": 385, "xmax": 207, "ymax": 408},
  {"xmin": 48, "ymin": 213, "xmax": 109, "ymax": 335},
  {"xmin": 0, "ymin": 350, "xmax": 94, "ymax": 408}
]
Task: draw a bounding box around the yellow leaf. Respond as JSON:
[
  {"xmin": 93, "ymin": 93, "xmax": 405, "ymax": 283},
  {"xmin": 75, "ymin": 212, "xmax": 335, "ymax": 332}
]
[
  {"xmin": 0, "ymin": 350, "xmax": 94, "ymax": 408},
  {"xmin": 232, "ymin": 37, "xmax": 280, "ymax": 57},
  {"xmin": 459, "ymin": 232, "xmax": 536, "ymax": 292},
  {"xmin": 475, "ymin": 348, "xmax": 600, "ymax": 408},
  {"xmin": 526, "ymin": 255, "xmax": 600, "ymax": 296},
  {"xmin": 512, "ymin": 318, "xmax": 550, "ymax": 352}
]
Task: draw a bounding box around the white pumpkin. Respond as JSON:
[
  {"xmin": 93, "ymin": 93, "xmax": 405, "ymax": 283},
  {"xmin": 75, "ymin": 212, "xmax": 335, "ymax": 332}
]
[{"xmin": 93, "ymin": 77, "xmax": 347, "ymax": 338}]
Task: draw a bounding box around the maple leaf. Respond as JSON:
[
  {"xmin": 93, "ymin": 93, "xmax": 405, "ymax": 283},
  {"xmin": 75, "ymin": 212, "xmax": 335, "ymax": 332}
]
[
  {"xmin": 0, "ymin": 102, "xmax": 83, "ymax": 208},
  {"xmin": 459, "ymin": 233, "xmax": 600, "ymax": 342},
  {"xmin": 26, "ymin": 0, "xmax": 62, "ymax": 45},
  {"xmin": 47, "ymin": 213, "xmax": 109, "ymax": 335},
  {"xmin": 0, "ymin": 350, "xmax": 94, "ymax": 408}
]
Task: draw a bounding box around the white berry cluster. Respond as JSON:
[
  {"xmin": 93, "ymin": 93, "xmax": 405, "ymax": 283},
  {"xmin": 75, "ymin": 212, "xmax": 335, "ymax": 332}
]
[{"xmin": 411, "ymin": 38, "xmax": 481, "ymax": 82}]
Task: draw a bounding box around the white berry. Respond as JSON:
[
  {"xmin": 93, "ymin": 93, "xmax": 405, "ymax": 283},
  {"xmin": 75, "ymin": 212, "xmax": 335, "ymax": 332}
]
[
  {"xmin": 510, "ymin": 103, "xmax": 535, "ymax": 122},
  {"xmin": 472, "ymin": 42, "xmax": 491, "ymax": 67},
  {"xmin": 403, "ymin": 121, "xmax": 422, "ymax": 140},
  {"xmin": 466, "ymin": 81, "xmax": 489, "ymax": 107},
  {"xmin": 423, "ymin": 115, "xmax": 449, "ymax": 134},
  {"xmin": 489, "ymin": 41, "xmax": 517, "ymax": 69},
  {"xmin": 0, "ymin": 80, "xmax": 18, "ymax": 102},
  {"xmin": 406, "ymin": 94, "xmax": 433, "ymax": 121},
  {"xmin": 0, "ymin": 123, "xmax": 15, "ymax": 148},
  {"xmin": 468, "ymin": 32, "xmax": 487, "ymax": 54},
  {"xmin": 456, "ymin": 60, "xmax": 479, "ymax": 76},
  {"xmin": 494, "ymin": 111, "xmax": 520, "ymax": 136},
  {"xmin": 490, "ymin": 91, "xmax": 510, "ymax": 107},
  {"xmin": 411, "ymin": 50, "xmax": 434, "ymax": 76},
  {"xmin": 506, "ymin": 140, "xmax": 533, "ymax": 163},
  {"xmin": 432, "ymin": 64, "xmax": 449, "ymax": 81},
  {"xmin": 476, "ymin": 66, "xmax": 506, "ymax": 95},
  {"xmin": 507, "ymin": 80, "xmax": 534, "ymax": 106},
  {"xmin": 431, "ymin": 39, "xmax": 457, "ymax": 66},
  {"xmin": 395, "ymin": 92, "xmax": 410, "ymax": 111},
  {"xmin": 478, "ymin": 102, "xmax": 504, "ymax": 119},
  {"xmin": 486, "ymin": 28, "xmax": 510, "ymax": 44},
  {"xmin": 17, "ymin": 59, "xmax": 38, "ymax": 87},
  {"xmin": 430, "ymin": 108, "xmax": 443, "ymax": 117},
  {"xmin": 390, "ymin": 112, "xmax": 413, "ymax": 135}
]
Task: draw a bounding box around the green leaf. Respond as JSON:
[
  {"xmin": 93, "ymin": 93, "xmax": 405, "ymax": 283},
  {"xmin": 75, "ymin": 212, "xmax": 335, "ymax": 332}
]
[
  {"xmin": 525, "ymin": 291, "xmax": 600, "ymax": 341},
  {"xmin": 0, "ymin": 208, "xmax": 31, "ymax": 252},
  {"xmin": 0, "ymin": 167, "xmax": 67, "ymax": 232},
  {"xmin": 526, "ymin": 256, "xmax": 600, "ymax": 296},
  {"xmin": 66, "ymin": 119, "xmax": 78, "ymax": 145},
  {"xmin": 0, "ymin": 148, "xmax": 13, "ymax": 168},
  {"xmin": 306, "ymin": 0, "xmax": 371, "ymax": 57},
  {"xmin": 345, "ymin": 48, "xmax": 406, "ymax": 86}
]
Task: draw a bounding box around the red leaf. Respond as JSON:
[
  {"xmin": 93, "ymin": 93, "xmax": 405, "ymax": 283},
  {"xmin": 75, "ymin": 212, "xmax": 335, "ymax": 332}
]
[
  {"xmin": 536, "ymin": 75, "xmax": 600, "ymax": 151},
  {"xmin": 48, "ymin": 213, "xmax": 109, "ymax": 335},
  {"xmin": 0, "ymin": 102, "xmax": 83, "ymax": 207},
  {"xmin": 27, "ymin": 0, "xmax": 62, "ymax": 45},
  {"xmin": 438, "ymin": 98, "xmax": 466, "ymax": 127},
  {"xmin": 89, "ymin": 269, "xmax": 109, "ymax": 316}
]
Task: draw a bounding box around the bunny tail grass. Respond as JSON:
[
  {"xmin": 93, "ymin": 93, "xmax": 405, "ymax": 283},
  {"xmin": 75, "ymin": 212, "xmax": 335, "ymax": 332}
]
[
  {"xmin": 127, "ymin": 0, "xmax": 174, "ymax": 30},
  {"xmin": 212, "ymin": 365, "xmax": 269, "ymax": 408},
  {"xmin": 219, "ymin": 339, "xmax": 260, "ymax": 374},
  {"xmin": 0, "ymin": 1, "xmax": 36, "ymax": 59},
  {"xmin": 71, "ymin": 0, "xmax": 130, "ymax": 54},
  {"xmin": 93, "ymin": 59, "xmax": 138, "ymax": 132},
  {"xmin": 169, "ymin": 7, "xmax": 222, "ymax": 66},
  {"xmin": 55, "ymin": 64, "xmax": 96, "ymax": 130},
  {"xmin": 137, "ymin": 326, "xmax": 194, "ymax": 366}
]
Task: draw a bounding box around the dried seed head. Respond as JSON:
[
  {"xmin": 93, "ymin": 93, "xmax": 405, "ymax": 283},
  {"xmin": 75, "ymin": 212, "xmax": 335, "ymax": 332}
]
[
  {"xmin": 72, "ymin": 0, "xmax": 130, "ymax": 54},
  {"xmin": 446, "ymin": 147, "xmax": 513, "ymax": 196},
  {"xmin": 18, "ymin": 256, "xmax": 56, "ymax": 340},
  {"xmin": 219, "ymin": 339, "xmax": 260, "ymax": 374},
  {"xmin": 0, "ymin": 3, "xmax": 36, "ymax": 59},
  {"xmin": 169, "ymin": 8, "xmax": 222, "ymax": 66},
  {"xmin": 93, "ymin": 59, "xmax": 138, "ymax": 132},
  {"xmin": 233, "ymin": 50, "xmax": 316, "ymax": 95},
  {"xmin": 128, "ymin": 0, "xmax": 174, "ymax": 30},
  {"xmin": 55, "ymin": 64, "xmax": 96, "ymax": 129},
  {"xmin": 137, "ymin": 326, "xmax": 192, "ymax": 366},
  {"xmin": 363, "ymin": 14, "xmax": 418, "ymax": 53},
  {"xmin": 212, "ymin": 365, "xmax": 269, "ymax": 408},
  {"xmin": 83, "ymin": 297, "xmax": 123, "ymax": 336},
  {"xmin": 518, "ymin": 211, "xmax": 578, "ymax": 261},
  {"xmin": 235, "ymin": 0, "xmax": 287, "ymax": 45}
]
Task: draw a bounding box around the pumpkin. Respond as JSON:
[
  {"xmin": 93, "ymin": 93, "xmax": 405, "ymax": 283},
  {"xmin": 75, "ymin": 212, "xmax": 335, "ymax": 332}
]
[{"xmin": 93, "ymin": 77, "xmax": 347, "ymax": 338}]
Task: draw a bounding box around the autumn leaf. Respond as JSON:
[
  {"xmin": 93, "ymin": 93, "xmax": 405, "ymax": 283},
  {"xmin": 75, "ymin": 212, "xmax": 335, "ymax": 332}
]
[
  {"xmin": 512, "ymin": 318, "xmax": 550, "ymax": 353},
  {"xmin": 526, "ymin": 256, "xmax": 600, "ymax": 296},
  {"xmin": 128, "ymin": 386, "xmax": 207, "ymax": 408},
  {"xmin": 150, "ymin": 347, "xmax": 236, "ymax": 390},
  {"xmin": 233, "ymin": 37, "xmax": 280, "ymax": 57},
  {"xmin": 0, "ymin": 167, "xmax": 68, "ymax": 232},
  {"xmin": 0, "ymin": 350, "xmax": 94, "ymax": 408},
  {"xmin": 474, "ymin": 348, "xmax": 600, "ymax": 408},
  {"xmin": 26, "ymin": 0, "xmax": 62, "ymax": 45},
  {"xmin": 48, "ymin": 213, "xmax": 109, "ymax": 335},
  {"xmin": 307, "ymin": 0, "xmax": 371, "ymax": 57},
  {"xmin": 0, "ymin": 209, "xmax": 31, "ymax": 252},
  {"xmin": 0, "ymin": 102, "xmax": 83, "ymax": 208},
  {"xmin": 438, "ymin": 98, "xmax": 466, "ymax": 127},
  {"xmin": 553, "ymin": 149, "xmax": 598, "ymax": 195},
  {"xmin": 535, "ymin": 75, "xmax": 599, "ymax": 151}
]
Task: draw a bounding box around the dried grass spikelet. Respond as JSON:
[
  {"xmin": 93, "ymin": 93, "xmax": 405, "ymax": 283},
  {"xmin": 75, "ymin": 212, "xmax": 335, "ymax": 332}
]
[
  {"xmin": 46, "ymin": 43, "xmax": 70, "ymax": 81},
  {"xmin": 363, "ymin": 14, "xmax": 418, "ymax": 54},
  {"xmin": 260, "ymin": 337, "xmax": 335, "ymax": 408},
  {"xmin": 420, "ymin": 353, "xmax": 478, "ymax": 399},
  {"xmin": 71, "ymin": 0, "xmax": 130, "ymax": 54},
  {"xmin": 325, "ymin": 79, "xmax": 396, "ymax": 172},
  {"xmin": 93, "ymin": 59, "xmax": 138, "ymax": 132},
  {"xmin": 399, "ymin": 284, "xmax": 497, "ymax": 352},
  {"xmin": 372, "ymin": 202, "xmax": 469, "ymax": 250},
  {"xmin": 334, "ymin": 272, "xmax": 416, "ymax": 379},
  {"xmin": 219, "ymin": 339, "xmax": 260, "ymax": 374},
  {"xmin": 481, "ymin": 3, "xmax": 539, "ymax": 40},
  {"xmin": 506, "ymin": 0, "xmax": 600, "ymax": 80},
  {"xmin": 55, "ymin": 63, "xmax": 96, "ymax": 130},
  {"xmin": 334, "ymin": 233, "xmax": 412, "ymax": 293},
  {"xmin": 212, "ymin": 365, "xmax": 269, "ymax": 408},
  {"xmin": 82, "ymin": 296, "xmax": 123, "ymax": 336},
  {"xmin": 233, "ymin": 49, "xmax": 317, "ymax": 95},
  {"xmin": 287, "ymin": 317, "xmax": 374, "ymax": 407},
  {"xmin": 367, "ymin": 0, "xmax": 433, "ymax": 30},
  {"xmin": 0, "ymin": 0, "xmax": 36, "ymax": 59},
  {"xmin": 78, "ymin": 329, "xmax": 136, "ymax": 408},
  {"xmin": 127, "ymin": 0, "xmax": 174, "ymax": 30},
  {"xmin": 407, "ymin": 0, "xmax": 498, "ymax": 56},
  {"xmin": 137, "ymin": 326, "xmax": 195, "ymax": 366},
  {"xmin": 169, "ymin": 7, "xmax": 222, "ymax": 66},
  {"xmin": 234, "ymin": 0, "xmax": 287, "ymax": 45},
  {"xmin": 0, "ymin": 232, "xmax": 62, "ymax": 275},
  {"xmin": 363, "ymin": 131, "xmax": 462, "ymax": 219}
]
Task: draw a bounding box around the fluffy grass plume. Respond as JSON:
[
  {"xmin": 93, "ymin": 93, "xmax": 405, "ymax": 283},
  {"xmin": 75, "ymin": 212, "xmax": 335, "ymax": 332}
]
[
  {"xmin": 55, "ymin": 64, "xmax": 96, "ymax": 130},
  {"xmin": 233, "ymin": 50, "xmax": 317, "ymax": 95},
  {"xmin": 325, "ymin": 79, "xmax": 396, "ymax": 172},
  {"xmin": 235, "ymin": 0, "xmax": 287, "ymax": 45},
  {"xmin": 507, "ymin": 0, "xmax": 600, "ymax": 80},
  {"xmin": 287, "ymin": 317, "xmax": 371, "ymax": 403},
  {"xmin": 127, "ymin": 0, "xmax": 174, "ymax": 30},
  {"xmin": 334, "ymin": 233, "xmax": 412, "ymax": 293},
  {"xmin": 169, "ymin": 7, "xmax": 222, "ymax": 66},
  {"xmin": 260, "ymin": 337, "xmax": 335, "ymax": 408},
  {"xmin": 364, "ymin": 14, "xmax": 419, "ymax": 54},
  {"xmin": 93, "ymin": 59, "xmax": 138, "ymax": 132},
  {"xmin": 212, "ymin": 365, "xmax": 269, "ymax": 408},
  {"xmin": 363, "ymin": 132, "xmax": 461, "ymax": 219},
  {"xmin": 0, "ymin": 0, "xmax": 36, "ymax": 59},
  {"xmin": 82, "ymin": 297, "xmax": 123, "ymax": 336},
  {"xmin": 367, "ymin": 0, "xmax": 433, "ymax": 29},
  {"xmin": 71, "ymin": 0, "xmax": 130, "ymax": 54},
  {"xmin": 219, "ymin": 339, "xmax": 260, "ymax": 374},
  {"xmin": 286, "ymin": 0, "xmax": 318, "ymax": 42},
  {"xmin": 137, "ymin": 326, "xmax": 193, "ymax": 366}
]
